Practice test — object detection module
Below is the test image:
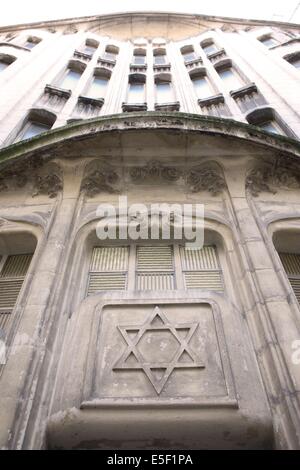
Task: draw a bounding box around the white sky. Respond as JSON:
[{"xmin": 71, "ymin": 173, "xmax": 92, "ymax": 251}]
[{"xmin": 0, "ymin": 0, "xmax": 299, "ymax": 27}]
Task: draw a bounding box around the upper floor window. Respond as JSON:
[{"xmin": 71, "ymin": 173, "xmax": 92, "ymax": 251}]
[
  {"xmin": 104, "ymin": 45, "xmax": 119, "ymax": 62},
  {"xmin": 87, "ymin": 69, "xmax": 111, "ymax": 99},
  {"xmin": 127, "ymin": 73, "xmax": 146, "ymax": 103},
  {"xmin": 0, "ymin": 54, "xmax": 16, "ymax": 72},
  {"xmin": 246, "ymin": 107, "xmax": 296, "ymax": 138},
  {"xmin": 58, "ymin": 59, "xmax": 86, "ymax": 90},
  {"xmin": 153, "ymin": 48, "xmax": 167, "ymax": 65},
  {"xmin": 259, "ymin": 35, "xmax": 278, "ymax": 48},
  {"xmin": 133, "ymin": 48, "xmax": 146, "ymax": 65},
  {"xmin": 24, "ymin": 36, "xmax": 41, "ymax": 49},
  {"xmin": 201, "ymin": 39, "xmax": 218, "ymax": 55},
  {"xmin": 87, "ymin": 244, "xmax": 223, "ymax": 294},
  {"xmin": 155, "ymin": 74, "xmax": 174, "ymax": 103},
  {"xmin": 216, "ymin": 65, "xmax": 243, "ymax": 90},
  {"xmin": 181, "ymin": 45, "xmax": 196, "ymax": 63},
  {"xmin": 284, "ymin": 52, "xmax": 300, "ymax": 69},
  {"xmin": 82, "ymin": 39, "xmax": 99, "ymax": 56},
  {"xmin": 15, "ymin": 109, "xmax": 56, "ymax": 142},
  {"xmin": 190, "ymin": 71, "xmax": 213, "ymax": 99}
]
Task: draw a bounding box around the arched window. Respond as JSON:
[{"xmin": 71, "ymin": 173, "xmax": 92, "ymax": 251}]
[
  {"xmin": 24, "ymin": 36, "xmax": 41, "ymax": 49},
  {"xmin": 87, "ymin": 244, "xmax": 223, "ymax": 294},
  {"xmin": 180, "ymin": 45, "xmax": 196, "ymax": 63},
  {"xmin": 246, "ymin": 107, "xmax": 295, "ymax": 137},
  {"xmin": 155, "ymin": 73, "xmax": 174, "ymax": 103},
  {"xmin": 201, "ymin": 39, "xmax": 218, "ymax": 55},
  {"xmin": 59, "ymin": 60, "xmax": 86, "ymax": 90},
  {"xmin": 258, "ymin": 34, "xmax": 279, "ymax": 48},
  {"xmin": 104, "ymin": 45, "xmax": 119, "ymax": 62},
  {"xmin": 82, "ymin": 39, "xmax": 99, "ymax": 56},
  {"xmin": 215, "ymin": 60, "xmax": 244, "ymax": 91},
  {"xmin": 190, "ymin": 69, "xmax": 213, "ymax": 99},
  {"xmin": 0, "ymin": 53, "xmax": 16, "ymax": 72},
  {"xmin": 15, "ymin": 109, "xmax": 56, "ymax": 142},
  {"xmin": 132, "ymin": 48, "xmax": 146, "ymax": 65},
  {"xmin": 86, "ymin": 68, "xmax": 111, "ymax": 99},
  {"xmin": 153, "ymin": 48, "xmax": 167, "ymax": 65},
  {"xmin": 284, "ymin": 51, "xmax": 300, "ymax": 69},
  {"xmin": 127, "ymin": 73, "xmax": 146, "ymax": 104}
]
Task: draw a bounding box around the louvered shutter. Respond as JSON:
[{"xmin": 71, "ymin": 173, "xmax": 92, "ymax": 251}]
[
  {"xmin": 87, "ymin": 247, "xmax": 129, "ymax": 294},
  {"xmin": 180, "ymin": 245, "xmax": 223, "ymax": 291},
  {"xmin": 0, "ymin": 254, "xmax": 33, "ymax": 313},
  {"xmin": 279, "ymin": 252, "xmax": 300, "ymax": 303},
  {"xmin": 136, "ymin": 245, "xmax": 175, "ymax": 290}
]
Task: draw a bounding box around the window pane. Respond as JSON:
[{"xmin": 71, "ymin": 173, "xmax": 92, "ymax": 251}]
[
  {"xmin": 154, "ymin": 55, "xmax": 166, "ymax": 65},
  {"xmin": 22, "ymin": 122, "xmax": 50, "ymax": 140},
  {"xmin": 218, "ymin": 68, "xmax": 242, "ymax": 90},
  {"xmin": 88, "ymin": 77, "xmax": 108, "ymax": 98},
  {"xmin": 24, "ymin": 41, "xmax": 36, "ymax": 49},
  {"xmin": 260, "ymin": 37, "xmax": 277, "ymax": 48},
  {"xmin": 290, "ymin": 58, "xmax": 300, "ymax": 69},
  {"xmin": 60, "ymin": 69, "xmax": 81, "ymax": 90},
  {"xmin": 156, "ymin": 82, "xmax": 174, "ymax": 102},
  {"xmin": 193, "ymin": 77, "xmax": 212, "ymax": 98},
  {"xmin": 104, "ymin": 52, "xmax": 116, "ymax": 61},
  {"xmin": 133, "ymin": 55, "xmax": 145, "ymax": 65},
  {"xmin": 202, "ymin": 44, "xmax": 217, "ymax": 55},
  {"xmin": 128, "ymin": 83, "xmax": 145, "ymax": 103},
  {"xmin": 0, "ymin": 61, "xmax": 8, "ymax": 72},
  {"xmin": 183, "ymin": 52, "xmax": 195, "ymax": 62},
  {"xmin": 259, "ymin": 120, "xmax": 281, "ymax": 134},
  {"xmin": 84, "ymin": 45, "xmax": 97, "ymax": 55}
]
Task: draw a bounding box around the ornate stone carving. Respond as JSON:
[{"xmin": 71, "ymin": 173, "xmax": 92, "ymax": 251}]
[
  {"xmin": 246, "ymin": 164, "xmax": 300, "ymax": 197},
  {"xmin": 0, "ymin": 159, "xmax": 63, "ymax": 199},
  {"xmin": 32, "ymin": 173, "xmax": 63, "ymax": 199},
  {"xmin": 113, "ymin": 306, "xmax": 204, "ymax": 395},
  {"xmin": 130, "ymin": 160, "xmax": 182, "ymax": 182},
  {"xmin": 81, "ymin": 164, "xmax": 120, "ymax": 197},
  {"xmin": 185, "ymin": 165, "xmax": 226, "ymax": 196}
]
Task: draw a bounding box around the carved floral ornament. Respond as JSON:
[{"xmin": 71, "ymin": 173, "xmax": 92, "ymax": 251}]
[
  {"xmin": 0, "ymin": 159, "xmax": 63, "ymax": 199},
  {"xmin": 246, "ymin": 163, "xmax": 300, "ymax": 197},
  {"xmin": 80, "ymin": 160, "xmax": 227, "ymax": 197}
]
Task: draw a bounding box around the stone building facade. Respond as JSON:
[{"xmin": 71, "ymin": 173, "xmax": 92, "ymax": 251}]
[{"xmin": 0, "ymin": 11, "xmax": 300, "ymax": 449}]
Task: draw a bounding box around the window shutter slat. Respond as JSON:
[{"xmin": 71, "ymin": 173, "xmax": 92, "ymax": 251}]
[
  {"xmin": 88, "ymin": 272, "xmax": 127, "ymax": 293},
  {"xmin": 180, "ymin": 245, "xmax": 223, "ymax": 291},
  {"xmin": 0, "ymin": 254, "xmax": 33, "ymax": 278},
  {"xmin": 137, "ymin": 273, "xmax": 175, "ymax": 290},
  {"xmin": 0, "ymin": 279, "xmax": 24, "ymax": 309},
  {"xmin": 289, "ymin": 278, "xmax": 300, "ymax": 303},
  {"xmin": 90, "ymin": 247, "xmax": 128, "ymax": 271},
  {"xmin": 279, "ymin": 253, "xmax": 300, "ymax": 276},
  {"xmin": 136, "ymin": 246, "xmax": 173, "ymax": 271}
]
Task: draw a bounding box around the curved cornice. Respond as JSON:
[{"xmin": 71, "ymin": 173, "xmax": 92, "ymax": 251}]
[
  {"xmin": 0, "ymin": 112, "xmax": 300, "ymax": 170},
  {"xmin": 0, "ymin": 11, "xmax": 299, "ymax": 35}
]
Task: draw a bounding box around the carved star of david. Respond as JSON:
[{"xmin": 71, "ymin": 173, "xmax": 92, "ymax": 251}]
[{"xmin": 113, "ymin": 306, "xmax": 205, "ymax": 394}]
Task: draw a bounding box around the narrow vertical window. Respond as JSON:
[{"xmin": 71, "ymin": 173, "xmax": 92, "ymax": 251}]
[
  {"xmin": 217, "ymin": 67, "xmax": 243, "ymax": 90},
  {"xmin": 88, "ymin": 76, "xmax": 109, "ymax": 98},
  {"xmin": 155, "ymin": 76, "xmax": 174, "ymax": 103},
  {"xmin": 60, "ymin": 69, "xmax": 82, "ymax": 90},
  {"xmin": 87, "ymin": 247, "xmax": 129, "ymax": 294},
  {"xmin": 136, "ymin": 245, "xmax": 175, "ymax": 290},
  {"xmin": 192, "ymin": 74, "xmax": 213, "ymax": 99},
  {"xmin": 180, "ymin": 246, "xmax": 223, "ymax": 290},
  {"xmin": 201, "ymin": 40, "xmax": 218, "ymax": 55}
]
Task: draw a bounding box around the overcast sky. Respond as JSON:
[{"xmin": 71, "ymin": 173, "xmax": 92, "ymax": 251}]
[{"xmin": 0, "ymin": 0, "xmax": 299, "ymax": 27}]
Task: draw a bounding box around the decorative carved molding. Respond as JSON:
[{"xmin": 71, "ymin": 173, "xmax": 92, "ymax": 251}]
[
  {"xmin": 129, "ymin": 160, "xmax": 182, "ymax": 182},
  {"xmin": 0, "ymin": 159, "xmax": 63, "ymax": 199},
  {"xmin": 32, "ymin": 172, "xmax": 63, "ymax": 199},
  {"xmin": 81, "ymin": 163, "xmax": 120, "ymax": 197},
  {"xmin": 185, "ymin": 165, "xmax": 227, "ymax": 196},
  {"xmin": 246, "ymin": 164, "xmax": 300, "ymax": 197}
]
